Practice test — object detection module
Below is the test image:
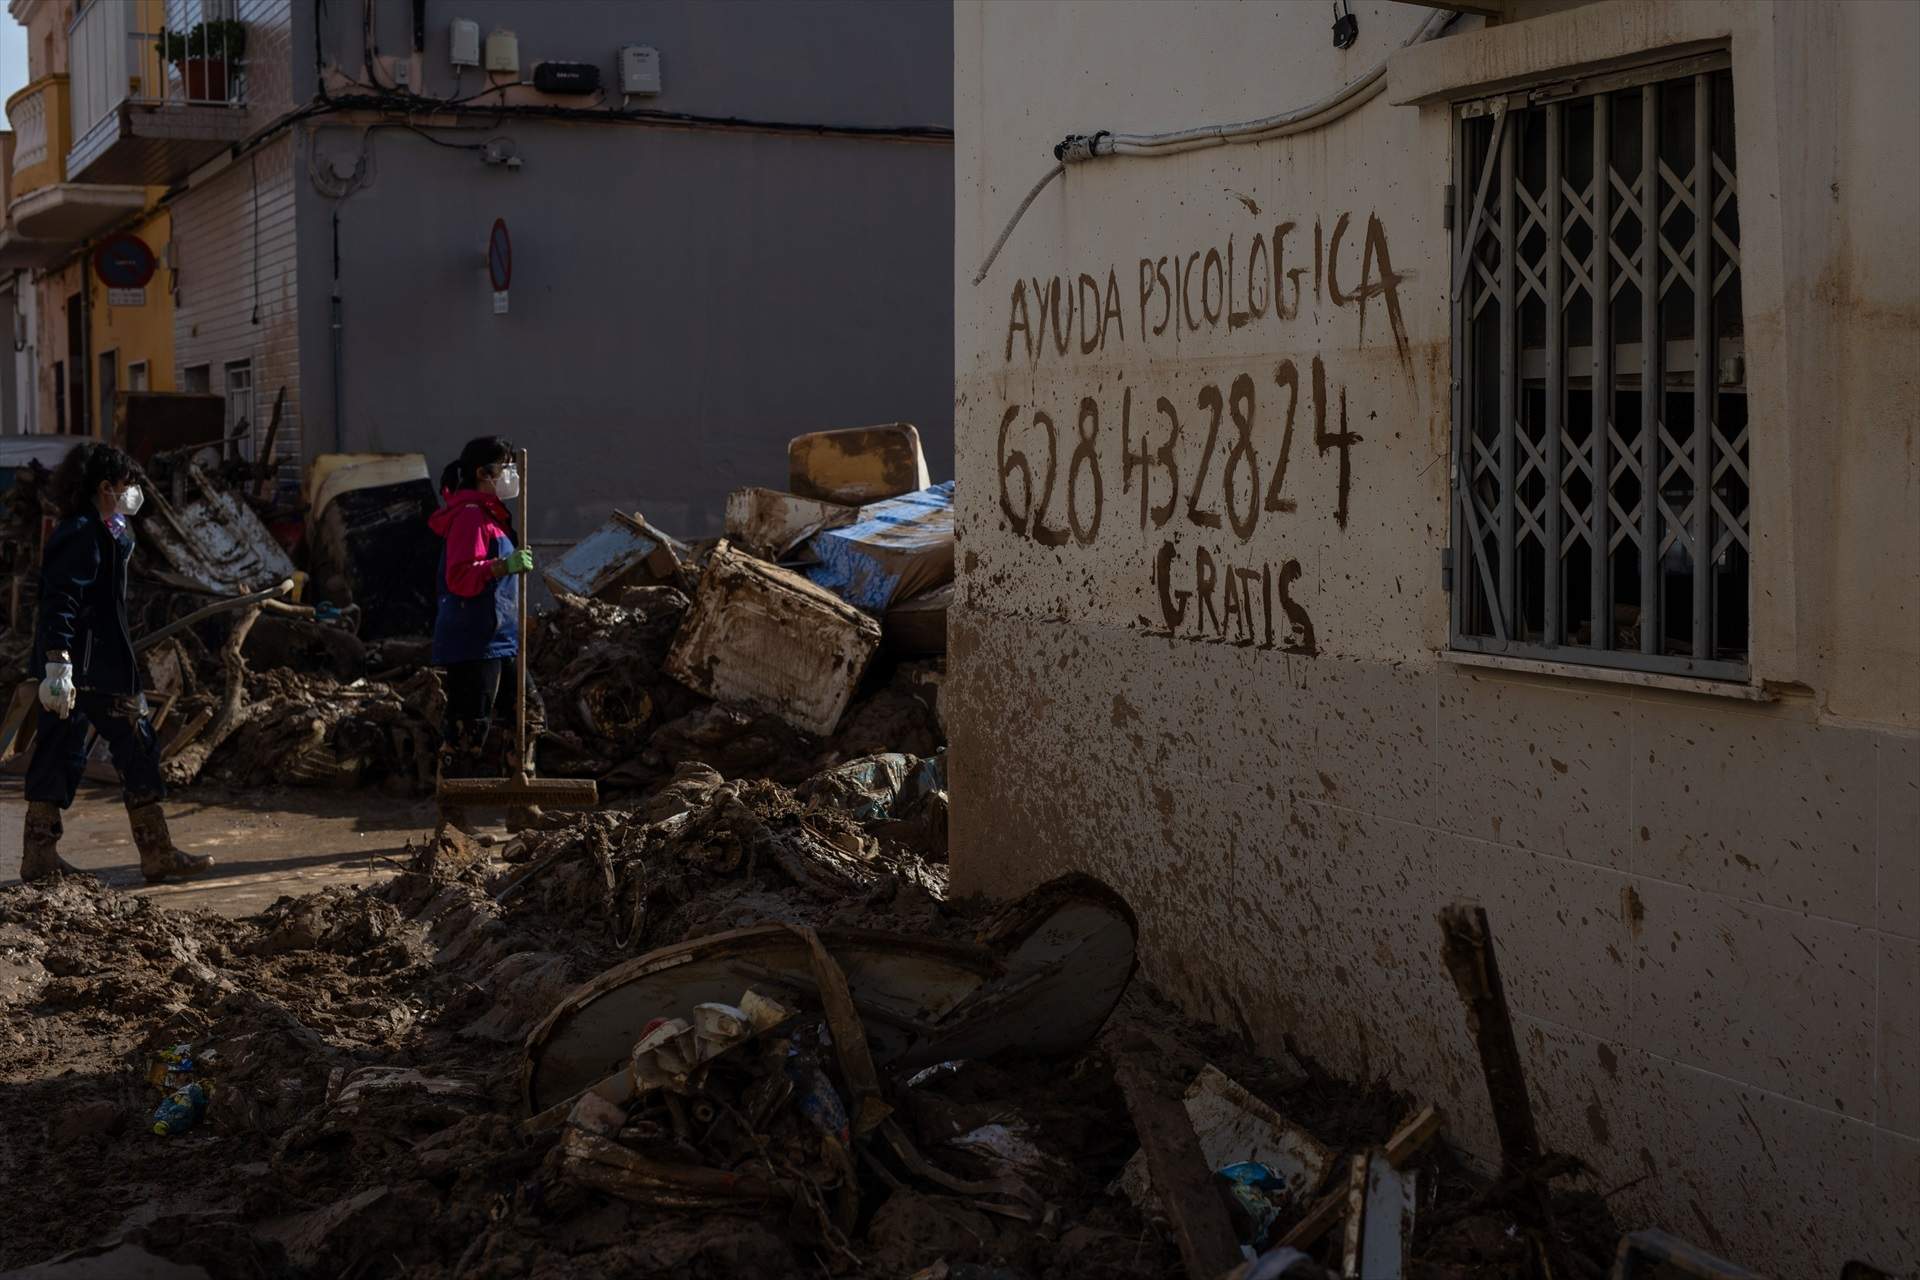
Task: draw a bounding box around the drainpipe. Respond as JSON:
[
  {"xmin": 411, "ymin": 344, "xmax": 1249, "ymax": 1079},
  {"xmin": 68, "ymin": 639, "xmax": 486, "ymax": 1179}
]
[
  {"xmin": 330, "ymin": 209, "xmax": 343, "ymax": 453},
  {"xmin": 77, "ymin": 256, "xmax": 91, "ymax": 438}
]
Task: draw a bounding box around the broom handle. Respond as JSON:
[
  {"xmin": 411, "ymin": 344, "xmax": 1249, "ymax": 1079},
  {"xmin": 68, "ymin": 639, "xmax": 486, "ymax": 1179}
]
[{"xmin": 515, "ymin": 447, "xmax": 529, "ymax": 780}]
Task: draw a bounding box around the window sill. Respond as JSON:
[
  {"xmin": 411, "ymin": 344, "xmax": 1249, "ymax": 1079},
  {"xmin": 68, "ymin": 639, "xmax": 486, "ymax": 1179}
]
[{"xmin": 1442, "ymin": 649, "xmax": 1774, "ymax": 702}]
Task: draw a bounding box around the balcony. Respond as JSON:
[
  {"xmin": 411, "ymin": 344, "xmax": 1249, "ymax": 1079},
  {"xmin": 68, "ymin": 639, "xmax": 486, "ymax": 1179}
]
[
  {"xmin": 0, "ymin": 73, "xmax": 144, "ymax": 267},
  {"xmin": 0, "ymin": 130, "xmax": 21, "ymax": 269},
  {"xmin": 7, "ymin": 73, "xmax": 66, "ymax": 196},
  {"xmin": 65, "ymin": 0, "xmax": 250, "ymax": 186}
]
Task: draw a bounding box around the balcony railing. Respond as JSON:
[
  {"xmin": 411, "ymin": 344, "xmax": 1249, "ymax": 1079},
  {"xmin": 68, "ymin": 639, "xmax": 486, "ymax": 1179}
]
[
  {"xmin": 65, "ymin": 0, "xmax": 248, "ymax": 186},
  {"xmin": 4, "ymin": 76, "xmax": 71, "ymax": 199},
  {"xmin": 71, "ymin": 1, "xmax": 246, "ymax": 132},
  {"xmin": 129, "ymin": 27, "xmax": 248, "ymax": 111}
]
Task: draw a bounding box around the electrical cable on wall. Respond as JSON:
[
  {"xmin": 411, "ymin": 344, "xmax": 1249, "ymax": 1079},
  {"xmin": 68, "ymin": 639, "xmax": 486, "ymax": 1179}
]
[
  {"xmin": 969, "ymin": 9, "xmax": 1459, "ymax": 286},
  {"xmin": 259, "ymin": 0, "xmax": 959, "ymax": 209},
  {"xmin": 249, "ymin": 152, "xmax": 261, "ymax": 325},
  {"xmin": 306, "ymin": 121, "xmax": 504, "ymax": 202}
]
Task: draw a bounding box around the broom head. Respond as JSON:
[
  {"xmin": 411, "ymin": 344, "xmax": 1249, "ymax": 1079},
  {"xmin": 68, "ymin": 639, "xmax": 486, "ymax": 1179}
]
[{"xmin": 437, "ymin": 773, "xmax": 599, "ymax": 808}]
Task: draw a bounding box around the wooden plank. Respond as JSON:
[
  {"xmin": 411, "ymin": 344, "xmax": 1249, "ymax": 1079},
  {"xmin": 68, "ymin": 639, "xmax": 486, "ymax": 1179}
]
[
  {"xmin": 1386, "ymin": 1104, "xmax": 1444, "ymax": 1165},
  {"xmin": 1277, "ymin": 1103, "xmax": 1444, "ymax": 1251},
  {"xmin": 1360, "ymin": 1154, "xmax": 1415, "ymax": 1280},
  {"xmin": 1439, "ymin": 902, "xmax": 1573, "ymax": 1278},
  {"xmin": 1438, "ymin": 903, "xmax": 1542, "ymax": 1172},
  {"xmin": 1339, "ymin": 1154, "xmax": 1369, "ymax": 1279},
  {"xmin": 1113, "ymin": 1054, "xmax": 1244, "ymax": 1280}
]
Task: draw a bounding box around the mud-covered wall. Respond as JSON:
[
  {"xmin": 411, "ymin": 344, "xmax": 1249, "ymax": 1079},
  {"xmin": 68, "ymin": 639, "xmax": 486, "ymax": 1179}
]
[{"xmin": 950, "ymin": 2, "xmax": 1918, "ymax": 1275}]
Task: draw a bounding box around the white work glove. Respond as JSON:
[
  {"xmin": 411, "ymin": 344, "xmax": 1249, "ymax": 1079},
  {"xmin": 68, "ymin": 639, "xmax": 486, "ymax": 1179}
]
[{"xmin": 39, "ymin": 661, "xmax": 76, "ymax": 719}]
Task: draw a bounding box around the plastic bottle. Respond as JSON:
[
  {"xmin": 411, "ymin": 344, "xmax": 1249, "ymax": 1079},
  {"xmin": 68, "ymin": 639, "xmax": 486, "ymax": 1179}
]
[{"xmin": 151, "ymin": 1081, "xmax": 212, "ymax": 1136}]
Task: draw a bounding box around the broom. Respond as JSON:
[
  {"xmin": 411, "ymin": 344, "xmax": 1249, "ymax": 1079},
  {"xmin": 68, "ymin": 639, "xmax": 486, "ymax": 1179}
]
[{"xmin": 436, "ymin": 448, "xmax": 599, "ymax": 812}]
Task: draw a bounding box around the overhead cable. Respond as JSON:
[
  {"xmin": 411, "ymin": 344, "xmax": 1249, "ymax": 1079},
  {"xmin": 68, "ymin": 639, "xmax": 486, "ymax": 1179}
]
[{"xmin": 970, "ymin": 10, "xmax": 1458, "ymax": 286}]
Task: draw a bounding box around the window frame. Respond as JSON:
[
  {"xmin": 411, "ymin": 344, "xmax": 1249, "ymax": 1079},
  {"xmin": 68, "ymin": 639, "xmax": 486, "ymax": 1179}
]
[
  {"xmin": 223, "ymin": 358, "xmax": 253, "ymax": 461},
  {"xmin": 1446, "ymin": 50, "xmax": 1750, "ymax": 682}
]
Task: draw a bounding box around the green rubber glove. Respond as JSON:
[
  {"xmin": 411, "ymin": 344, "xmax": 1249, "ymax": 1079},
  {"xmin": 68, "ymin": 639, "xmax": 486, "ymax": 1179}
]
[{"xmin": 501, "ymin": 548, "xmax": 535, "ymax": 576}]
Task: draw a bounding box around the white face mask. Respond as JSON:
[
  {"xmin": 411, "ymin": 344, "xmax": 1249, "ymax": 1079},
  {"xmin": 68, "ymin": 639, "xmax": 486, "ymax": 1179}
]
[
  {"xmin": 492, "ymin": 465, "xmax": 520, "ymax": 501},
  {"xmin": 115, "ymin": 485, "xmax": 144, "ymax": 516}
]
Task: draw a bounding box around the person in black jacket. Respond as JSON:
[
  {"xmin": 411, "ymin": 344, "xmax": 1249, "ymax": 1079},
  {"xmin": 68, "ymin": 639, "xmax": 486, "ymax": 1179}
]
[{"xmin": 19, "ymin": 442, "xmax": 212, "ymax": 883}]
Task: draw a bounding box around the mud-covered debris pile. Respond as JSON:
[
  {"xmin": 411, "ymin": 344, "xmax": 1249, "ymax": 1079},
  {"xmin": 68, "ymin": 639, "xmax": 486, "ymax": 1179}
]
[
  {"xmin": 1, "ymin": 424, "xmax": 955, "ymax": 811},
  {"xmin": 0, "ymin": 749, "xmax": 1624, "ymax": 1280},
  {"xmin": 526, "ymin": 587, "xmax": 692, "ymax": 784},
  {"xmin": 528, "ymin": 584, "xmax": 945, "ymax": 793},
  {"xmin": 391, "ymin": 755, "xmax": 952, "ymax": 980},
  {"xmin": 8, "ymin": 571, "xmax": 943, "ymax": 802}
]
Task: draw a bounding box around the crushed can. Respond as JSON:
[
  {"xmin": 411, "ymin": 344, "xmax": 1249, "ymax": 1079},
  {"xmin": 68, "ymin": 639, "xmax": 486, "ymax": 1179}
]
[{"xmin": 152, "ymin": 1081, "xmax": 212, "ymax": 1136}]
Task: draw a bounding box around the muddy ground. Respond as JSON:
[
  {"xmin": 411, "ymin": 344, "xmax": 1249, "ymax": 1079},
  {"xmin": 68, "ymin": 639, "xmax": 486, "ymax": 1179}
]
[{"xmin": 0, "ymin": 758, "xmax": 1625, "ymax": 1280}]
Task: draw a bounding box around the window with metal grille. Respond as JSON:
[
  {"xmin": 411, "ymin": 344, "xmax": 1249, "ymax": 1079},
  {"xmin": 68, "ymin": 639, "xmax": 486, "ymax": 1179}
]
[{"xmin": 1449, "ymin": 56, "xmax": 1747, "ymax": 679}]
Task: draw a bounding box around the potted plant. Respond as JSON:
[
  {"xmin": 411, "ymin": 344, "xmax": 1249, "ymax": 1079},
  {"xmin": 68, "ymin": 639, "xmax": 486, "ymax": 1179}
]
[{"xmin": 154, "ymin": 19, "xmax": 247, "ymax": 102}]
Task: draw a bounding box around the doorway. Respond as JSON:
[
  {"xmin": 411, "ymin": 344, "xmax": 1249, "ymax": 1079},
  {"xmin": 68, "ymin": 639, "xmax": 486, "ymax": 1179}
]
[{"xmin": 97, "ymin": 351, "xmax": 117, "ymax": 441}]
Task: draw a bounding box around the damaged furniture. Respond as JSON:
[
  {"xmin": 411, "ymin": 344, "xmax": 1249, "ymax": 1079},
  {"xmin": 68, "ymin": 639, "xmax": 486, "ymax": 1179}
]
[{"xmin": 665, "ymin": 540, "xmax": 883, "ymax": 737}]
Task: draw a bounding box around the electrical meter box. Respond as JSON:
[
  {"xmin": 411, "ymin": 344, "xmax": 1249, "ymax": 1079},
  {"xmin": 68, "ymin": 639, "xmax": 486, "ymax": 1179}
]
[
  {"xmin": 533, "ymin": 61, "xmax": 600, "ymax": 95},
  {"xmin": 484, "ymin": 28, "xmax": 519, "ymax": 74},
  {"xmin": 619, "ymin": 45, "xmax": 661, "ymax": 95},
  {"xmin": 449, "ymin": 20, "xmax": 479, "ymax": 68}
]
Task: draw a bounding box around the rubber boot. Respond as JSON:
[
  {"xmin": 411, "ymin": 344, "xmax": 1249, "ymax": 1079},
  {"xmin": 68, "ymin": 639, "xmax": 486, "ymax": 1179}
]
[
  {"xmin": 435, "ymin": 724, "xmax": 488, "ymax": 839},
  {"xmin": 435, "ymin": 744, "xmax": 473, "ymax": 836},
  {"xmin": 127, "ymin": 800, "xmax": 214, "ymax": 883},
  {"xmin": 19, "ymin": 800, "xmax": 82, "ymax": 882}
]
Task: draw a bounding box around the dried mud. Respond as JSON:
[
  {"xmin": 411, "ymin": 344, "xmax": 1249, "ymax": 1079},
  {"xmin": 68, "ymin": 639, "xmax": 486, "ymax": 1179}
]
[{"xmin": 1, "ymin": 760, "xmax": 1618, "ymax": 1279}]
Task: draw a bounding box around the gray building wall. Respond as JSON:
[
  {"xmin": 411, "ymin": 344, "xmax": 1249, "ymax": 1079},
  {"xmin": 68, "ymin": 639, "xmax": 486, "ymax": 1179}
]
[{"xmin": 292, "ymin": 0, "xmax": 954, "ymax": 540}]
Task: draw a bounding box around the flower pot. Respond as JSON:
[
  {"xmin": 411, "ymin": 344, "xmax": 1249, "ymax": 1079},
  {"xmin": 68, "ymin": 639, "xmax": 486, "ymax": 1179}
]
[{"xmin": 180, "ymin": 58, "xmax": 229, "ymax": 102}]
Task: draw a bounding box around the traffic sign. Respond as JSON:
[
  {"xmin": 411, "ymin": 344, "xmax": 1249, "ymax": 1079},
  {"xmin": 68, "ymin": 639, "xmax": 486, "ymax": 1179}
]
[{"xmin": 93, "ymin": 234, "xmax": 157, "ymax": 290}]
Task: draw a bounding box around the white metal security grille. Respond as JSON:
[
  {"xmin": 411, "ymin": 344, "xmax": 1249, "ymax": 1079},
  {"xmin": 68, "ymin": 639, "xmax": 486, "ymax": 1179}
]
[{"xmin": 1450, "ymin": 56, "xmax": 1748, "ymax": 679}]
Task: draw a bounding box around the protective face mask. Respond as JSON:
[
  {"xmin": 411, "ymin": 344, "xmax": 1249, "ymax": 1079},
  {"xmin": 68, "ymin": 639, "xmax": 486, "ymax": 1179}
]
[
  {"xmin": 116, "ymin": 485, "xmax": 144, "ymax": 516},
  {"xmin": 493, "ymin": 465, "xmax": 520, "ymax": 501}
]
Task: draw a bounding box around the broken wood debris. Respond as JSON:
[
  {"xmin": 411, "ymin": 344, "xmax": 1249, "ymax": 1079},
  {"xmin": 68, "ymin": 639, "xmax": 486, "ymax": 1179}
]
[
  {"xmin": 1338, "ymin": 1153, "xmax": 1369, "ymax": 1280},
  {"xmin": 723, "ymin": 486, "xmax": 857, "ymax": 561},
  {"xmin": 1112, "ymin": 1052, "xmax": 1245, "ymax": 1280},
  {"xmin": 1438, "ymin": 902, "xmax": 1577, "ymax": 1280},
  {"xmin": 1438, "ymin": 902, "xmax": 1544, "ymax": 1176},
  {"xmin": 1116, "ymin": 1062, "xmax": 1334, "ymax": 1216},
  {"xmin": 1277, "ymin": 1103, "xmax": 1442, "ymax": 1252},
  {"xmin": 1355, "ymin": 1150, "xmax": 1416, "ymax": 1280}
]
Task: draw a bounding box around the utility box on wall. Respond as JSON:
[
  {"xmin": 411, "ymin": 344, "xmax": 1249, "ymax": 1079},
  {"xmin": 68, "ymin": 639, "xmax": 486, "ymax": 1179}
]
[
  {"xmin": 450, "ymin": 20, "xmax": 480, "ymax": 68},
  {"xmin": 619, "ymin": 45, "xmax": 661, "ymax": 95}
]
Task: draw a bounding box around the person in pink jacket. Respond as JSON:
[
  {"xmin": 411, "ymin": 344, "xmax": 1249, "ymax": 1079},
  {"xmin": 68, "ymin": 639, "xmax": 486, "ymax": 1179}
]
[{"xmin": 428, "ymin": 436, "xmax": 533, "ymax": 831}]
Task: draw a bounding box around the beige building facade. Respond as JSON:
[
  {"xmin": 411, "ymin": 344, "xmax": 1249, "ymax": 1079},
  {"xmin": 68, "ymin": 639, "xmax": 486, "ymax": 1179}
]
[{"xmin": 951, "ymin": 1, "xmax": 1918, "ymax": 1274}]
